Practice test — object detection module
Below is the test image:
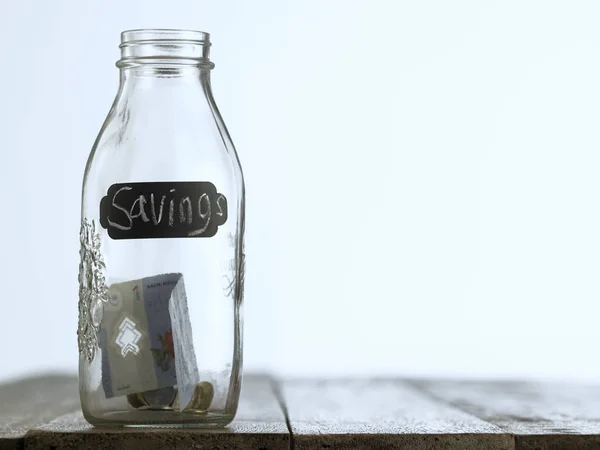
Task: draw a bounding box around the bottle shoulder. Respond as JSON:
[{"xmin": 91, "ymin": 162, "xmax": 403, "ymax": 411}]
[{"xmin": 85, "ymin": 104, "xmax": 242, "ymax": 182}]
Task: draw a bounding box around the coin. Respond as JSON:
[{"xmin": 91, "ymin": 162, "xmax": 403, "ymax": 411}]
[
  {"xmin": 138, "ymin": 405, "xmax": 174, "ymax": 411},
  {"xmin": 127, "ymin": 393, "xmax": 147, "ymax": 409},
  {"xmin": 140, "ymin": 386, "xmax": 177, "ymax": 408},
  {"xmin": 185, "ymin": 381, "xmax": 214, "ymax": 411},
  {"xmin": 182, "ymin": 408, "xmax": 208, "ymax": 415},
  {"xmin": 172, "ymin": 390, "xmax": 180, "ymax": 410}
]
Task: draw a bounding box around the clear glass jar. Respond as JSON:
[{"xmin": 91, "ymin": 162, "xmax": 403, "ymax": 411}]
[{"xmin": 77, "ymin": 29, "xmax": 245, "ymax": 427}]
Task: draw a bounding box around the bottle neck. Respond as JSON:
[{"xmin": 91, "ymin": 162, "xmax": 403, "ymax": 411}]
[
  {"xmin": 112, "ymin": 30, "xmax": 215, "ymax": 117},
  {"xmin": 119, "ymin": 65, "xmax": 210, "ymax": 83},
  {"xmin": 116, "ymin": 66, "xmax": 211, "ymax": 110}
]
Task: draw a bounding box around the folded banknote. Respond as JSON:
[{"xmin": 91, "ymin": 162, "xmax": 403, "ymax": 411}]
[{"xmin": 98, "ymin": 273, "xmax": 199, "ymax": 411}]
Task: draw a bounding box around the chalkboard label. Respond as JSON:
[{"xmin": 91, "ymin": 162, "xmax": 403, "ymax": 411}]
[{"xmin": 99, "ymin": 182, "xmax": 228, "ymax": 240}]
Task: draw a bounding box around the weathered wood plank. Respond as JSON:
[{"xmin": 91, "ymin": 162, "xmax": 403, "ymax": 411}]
[
  {"xmin": 281, "ymin": 379, "xmax": 514, "ymax": 450},
  {"xmin": 415, "ymin": 379, "xmax": 600, "ymax": 450},
  {"xmin": 0, "ymin": 374, "xmax": 80, "ymax": 450},
  {"xmin": 24, "ymin": 374, "xmax": 289, "ymax": 450}
]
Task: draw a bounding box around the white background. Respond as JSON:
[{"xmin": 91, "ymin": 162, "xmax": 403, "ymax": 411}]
[{"xmin": 1, "ymin": 0, "xmax": 599, "ymax": 382}]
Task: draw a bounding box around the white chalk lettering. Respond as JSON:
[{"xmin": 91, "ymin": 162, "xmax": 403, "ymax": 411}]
[
  {"xmin": 216, "ymin": 194, "xmax": 226, "ymax": 217},
  {"xmin": 189, "ymin": 193, "xmax": 211, "ymax": 236},
  {"xmin": 150, "ymin": 193, "xmax": 165, "ymax": 225},
  {"xmin": 104, "ymin": 183, "xmax": 226, "ymax": 237},
  {"xmin": 179, "ymin": 197, "xmax": 193, "ymax": 224},
  {"xmin": 108, "ymin": 186, "xmax": 133, "ymax": 231},
  {"xmin": 130, "ymin": 195, "xmax": 150, "ymax": 222},
  {"xmin": 168, "ymin": 189, "xmax": 176, "ymax": 227}
]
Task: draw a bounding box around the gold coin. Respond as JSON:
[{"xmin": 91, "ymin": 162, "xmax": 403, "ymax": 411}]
[
  {"xmin": 138, "ymin": 405, "xmax": 174, "ymax": 411},
  {"xmin": 141, "ymin": 387, "xmax": 177, "ymax": 407},
  {"xmin": 127, "ymin": 393, "xmax": 147, "ymax": 409},
  {"xmin": 183, "ymin": 408, "xmax": 208, "ymax": 415},
  {"xmin": 184, "ymin": 381, "xmax": 214, "ymax": 411},
  {"xmin": 172, "ymin": 390, "xmax": 180, "ymax": 410}
]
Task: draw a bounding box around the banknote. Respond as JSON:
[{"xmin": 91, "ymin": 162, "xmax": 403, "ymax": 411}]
[{"xmin": 98, "ymin": 273, "xmax": 199, "ymax": 410}]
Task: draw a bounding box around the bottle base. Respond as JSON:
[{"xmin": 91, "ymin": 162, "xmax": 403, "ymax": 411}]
[{"xmin": 83, "ymin": 409, "xmax": 234, "ymax": 428}]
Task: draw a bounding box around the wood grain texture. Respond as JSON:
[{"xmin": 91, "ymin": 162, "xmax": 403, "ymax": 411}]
[
  {"xmin": 24, "ymin": 374, "xmax": 289, "ymax": 450},
  {"xmin": 0, "ymin": 374, "xmax": 80, "ymax": 450},
  {"xmin": 415, "ymin": 379, "xmax": 600, "ymax": 450},
  {"xmin": 6, "ymin": 375, "xmax": 600, "ymax": 450},
  {"xmin": 280, "ymin": 379, "xmax": 514, "ymax": 450}
]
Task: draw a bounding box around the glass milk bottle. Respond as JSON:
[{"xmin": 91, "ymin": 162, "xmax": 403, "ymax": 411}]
[{"xmin": 77, "ymin": 29, "xmax": 245, "ymax": 427}]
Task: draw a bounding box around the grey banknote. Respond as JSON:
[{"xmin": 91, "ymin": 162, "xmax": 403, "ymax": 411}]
[{"xmin": 98, "ymin": 273, "xmax": 199, "ymax": 410}]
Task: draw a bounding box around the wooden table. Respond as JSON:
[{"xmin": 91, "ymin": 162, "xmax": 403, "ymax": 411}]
[{"xmin": 2, "ymin": 374, "xmax": 599, "ymax": 450}]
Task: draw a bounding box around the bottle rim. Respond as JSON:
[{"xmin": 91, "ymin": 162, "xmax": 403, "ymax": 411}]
[
  {"xmin": 120, "ymin": 29, "xmax": 211, "ymax": 47},
  {"xmin": 117, "ymin": 29, "xmax": 213, "ymax": 68}
]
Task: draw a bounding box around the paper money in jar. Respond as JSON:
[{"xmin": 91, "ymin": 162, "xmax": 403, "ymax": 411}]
[{"xmin": 99, "ymin": 272, "xmax": 200, "ymax": 414}]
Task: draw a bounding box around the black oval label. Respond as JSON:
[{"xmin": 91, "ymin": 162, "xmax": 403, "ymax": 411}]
[{"xmin": 99, "ymin": 182, "xmax": 228, "ymax": 240}]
